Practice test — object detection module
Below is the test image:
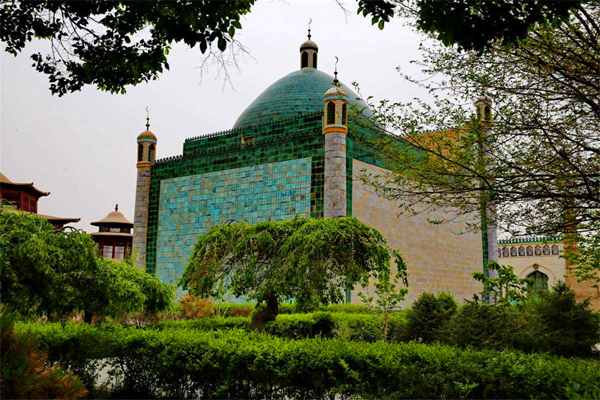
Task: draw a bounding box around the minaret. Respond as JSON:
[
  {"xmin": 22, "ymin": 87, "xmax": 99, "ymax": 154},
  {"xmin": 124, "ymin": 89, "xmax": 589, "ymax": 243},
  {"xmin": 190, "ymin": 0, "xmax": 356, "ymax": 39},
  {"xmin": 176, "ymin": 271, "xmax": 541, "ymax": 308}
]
[
  {"xmin": 300, "ymin": 23, "xmax": 318, "ymax": 69},
  {"xmin": 323, "ymin": 61, "xmax": 348, "ymax": 217},
  {"xmin": 133, "ymin": 110, "xmax": 157, "ymax": 269}
]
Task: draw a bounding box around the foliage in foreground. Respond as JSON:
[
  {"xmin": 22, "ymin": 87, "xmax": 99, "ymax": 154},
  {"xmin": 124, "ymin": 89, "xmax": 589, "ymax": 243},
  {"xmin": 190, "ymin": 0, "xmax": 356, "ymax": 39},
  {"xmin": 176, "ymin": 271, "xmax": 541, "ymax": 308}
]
[
  {"xmin": 1, "ymin": 312, "xmax": 87, "ymax": 399},
  {"xmin": 158, "ymin": 311, "xmax": 409, "ymax": 342},
  {"xmin": 17, "ymin": 322, "xmax": 600, "ymax": 399},
  {"xmin": 181, "ymin": 217, "xmax": 393, "ymax": 327},
  {"xmin": 0, "ymin": 211, "xmax": 173, "ymax": 321},
  {"xmin": 164, "ymin": 283, "xmax": 599, "ymax": 358}
]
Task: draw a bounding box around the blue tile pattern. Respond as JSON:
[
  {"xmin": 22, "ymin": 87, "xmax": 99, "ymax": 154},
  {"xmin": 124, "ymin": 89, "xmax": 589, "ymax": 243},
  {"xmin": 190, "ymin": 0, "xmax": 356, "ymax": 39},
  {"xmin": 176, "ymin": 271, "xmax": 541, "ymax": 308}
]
[{"xmin": 155, "ymin": 158, "xmax": 312, "ymax": 284}]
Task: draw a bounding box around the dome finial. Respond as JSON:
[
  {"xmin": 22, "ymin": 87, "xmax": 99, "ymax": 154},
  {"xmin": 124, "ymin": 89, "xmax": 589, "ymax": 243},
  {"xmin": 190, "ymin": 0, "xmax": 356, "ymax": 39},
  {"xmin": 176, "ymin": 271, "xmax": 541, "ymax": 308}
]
[
  {"xmin": 145, "ymin": 105, "xmax": 151, "ymax": 131},
  {"xmin": 307, "ymin": 18, "xmax": 312, "ymax": 40},
  {"xmin": 333, "ymin": 56, "xmax": 339, "ymax": 85}
]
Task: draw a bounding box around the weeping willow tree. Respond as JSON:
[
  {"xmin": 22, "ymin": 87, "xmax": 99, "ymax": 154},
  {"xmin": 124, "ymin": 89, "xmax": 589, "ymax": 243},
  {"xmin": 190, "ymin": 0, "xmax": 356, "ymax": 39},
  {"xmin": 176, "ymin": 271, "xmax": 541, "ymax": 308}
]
[{"xmin": 180, "ymin": 217, "xmax": 393, "ymax": 328}]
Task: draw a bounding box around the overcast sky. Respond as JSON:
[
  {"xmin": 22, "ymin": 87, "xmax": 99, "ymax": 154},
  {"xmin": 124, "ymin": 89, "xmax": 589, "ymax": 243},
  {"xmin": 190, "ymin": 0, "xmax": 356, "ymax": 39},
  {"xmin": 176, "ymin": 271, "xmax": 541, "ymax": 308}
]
[{"xmin": 0, "ymin": 0, "xmax": 430, "ymax": 230}]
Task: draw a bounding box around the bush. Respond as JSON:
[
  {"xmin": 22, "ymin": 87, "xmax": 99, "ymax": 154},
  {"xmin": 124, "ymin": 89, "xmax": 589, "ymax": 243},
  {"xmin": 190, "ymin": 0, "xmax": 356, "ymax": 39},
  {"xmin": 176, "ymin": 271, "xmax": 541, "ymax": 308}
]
[
  {"xmin": 17, "ymin": 322, "xmax": 600, "ymax": 399},
  {"xmin": 265, "ymin": 313, "xmax": 335, "ymax": 339},
  {"xmin": 520, "ymin": 283, "xmax": 600, "ymax": 356},
  {"xmin": 217, "ymin": 302, "xmax": 253, "ymax": 317},
  {"xmin": 179, "ymin": 295, "xmax": 216, "ymax": 319},
  {"xmin": 444, "ymin": 301, "xmax": 521, "ymax": 350},
  {"xmin": 1, "ymin": 312, "xmax": 87, "ymax": 399},
  {"xmin": 407, "ymin": 292, "xmax": 457, "ymax": 342}
]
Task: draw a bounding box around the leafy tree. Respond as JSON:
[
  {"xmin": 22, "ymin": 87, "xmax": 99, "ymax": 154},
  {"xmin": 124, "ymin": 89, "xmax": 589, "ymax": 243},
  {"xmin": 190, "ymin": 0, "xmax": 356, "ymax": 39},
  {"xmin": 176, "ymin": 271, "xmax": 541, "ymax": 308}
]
[
  {"xmin": 358, "ymin": 0, "xmax": 589, "ymax": 51},
  {"xmin": 566, "ymin": 228, "xmax": 600, "ymax": 296},
  {"xmin": 0, "ymin": 210, "xmax": 99, "ymax": 319},
  {"xmin": 2, "ymin": 0, "xmax": 588, "ymax": 95},
  {"xmin": 358, "ymin": 252, "xmax": 408, "ymax": 340},
  {"xmin": 181, "ymin": 217, "xmax": 392, "ymax": 328},
  {"xmin": 0, "ymin": 210, "xmax": 173, "ymax": 321},
  {"xmin": 360, "ymin": 3, "xmax": 600, "ymax": 241},
  {"xmin": 473, "ymin": 263, "xmax": 528, "ymax": 305},
  {"xmin": 0, "ymin": 0, "xmax": 255, "ymax": 95}
]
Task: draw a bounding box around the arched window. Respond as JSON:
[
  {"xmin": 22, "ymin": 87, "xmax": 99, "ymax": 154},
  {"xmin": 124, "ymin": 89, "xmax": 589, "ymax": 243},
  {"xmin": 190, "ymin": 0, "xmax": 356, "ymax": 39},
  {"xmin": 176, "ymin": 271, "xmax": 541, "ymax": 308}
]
[
  {"xmin": 313, "ymin": 52, "xmax": 317, "ymax": 68},
  {"xmin": 149, "ymin": 144, "xmax": 156, "ymax": 162},
  {"xmin": 327, "ymin": 101, "xmax": 335, "ymax": 125},
  {"xmin": 301, "ymin": 51, "xmax": 308, "ymax": 68},
  {"xmin": 341, "ymin": 103, "xmax": 347, "ymax": 125},
  {"xmin": 510, "ymin": 247, "xmax": 517, "ymax": 256},
  {"xmin": 551, "ymin": 244, "xmax": 559, "ymax": 255},
  {"xmin": 137, "ymin": 143, "xmax": 143, "ymax": 161},
  {"xmin": 484, "ymin": 105, "xmax": 492, "ymax": 121},
  {"xmin": 535, "ymin": 246, "xmax": 542, "ymax": 256},
  {"xmin": 543, "ymin": 245, "xmax": 550, "ymax": 255},
  {"xmin": 502, "ymin": 247, "xmax": 509, "ymax": 257},
  {"xmin": 518, "ymin": 246, "xmax": 525, "ymax": 256},
  {"xmin": 526, "ymin": 246, "xmax": 533, "ymax": 256},
  {"xmin": 497, "ymin": 249, "xmax": 502, "ymax": 258},
  {"xmin": 526, "ymin": 270, "xmax": 549, "ymax": 293}
]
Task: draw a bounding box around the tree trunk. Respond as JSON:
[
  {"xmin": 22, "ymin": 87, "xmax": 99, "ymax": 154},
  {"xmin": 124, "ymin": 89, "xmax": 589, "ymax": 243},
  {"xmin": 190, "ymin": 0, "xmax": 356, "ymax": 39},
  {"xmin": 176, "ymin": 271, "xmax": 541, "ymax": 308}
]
[
  {"xmin": 83, "ymin": 310, "xmax": 93, "ymax": 324},
  {"xmin": 250, "ymin": 293, "xmax": 279, "ymax": 330}
]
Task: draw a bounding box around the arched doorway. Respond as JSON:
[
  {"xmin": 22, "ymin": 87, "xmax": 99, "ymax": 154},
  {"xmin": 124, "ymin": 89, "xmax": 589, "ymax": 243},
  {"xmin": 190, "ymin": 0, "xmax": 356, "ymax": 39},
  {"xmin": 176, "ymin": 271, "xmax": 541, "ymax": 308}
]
[{"xmin": 526, "ymin": 270, "xmax": 549, "ymax": 293}]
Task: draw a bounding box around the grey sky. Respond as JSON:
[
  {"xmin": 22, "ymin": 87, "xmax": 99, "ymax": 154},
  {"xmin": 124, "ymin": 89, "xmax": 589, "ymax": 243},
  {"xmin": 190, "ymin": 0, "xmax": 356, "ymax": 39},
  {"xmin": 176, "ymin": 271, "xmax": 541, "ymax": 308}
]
[{"xmin": 0, "ymin": 0, "xmax": 429, "ymax": 231}]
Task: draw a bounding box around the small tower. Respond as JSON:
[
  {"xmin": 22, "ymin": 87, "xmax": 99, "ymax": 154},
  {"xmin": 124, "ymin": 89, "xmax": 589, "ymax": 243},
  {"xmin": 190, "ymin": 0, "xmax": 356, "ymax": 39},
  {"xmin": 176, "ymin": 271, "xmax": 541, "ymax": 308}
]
[
  {"xmin": 133, "ymin": 111, "xmax": 157, "ymax": 269},
  {"xmin": 300, "ymin": 24, "xmax": 318, "ymax": 69},
  {"xmin": 91, "ymin": 204, "xmax": 134, "ymax": 260},
  {"xmin": 323, "ymin": 64, "xmax": 348, "ymax": 217}
]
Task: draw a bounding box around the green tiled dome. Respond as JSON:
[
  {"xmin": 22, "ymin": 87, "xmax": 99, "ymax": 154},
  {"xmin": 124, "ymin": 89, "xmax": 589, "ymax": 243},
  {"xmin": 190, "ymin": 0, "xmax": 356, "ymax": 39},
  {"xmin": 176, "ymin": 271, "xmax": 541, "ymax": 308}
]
[{"xmin": 233, "ymin": 69, "xmax": 368, "ymax": 128}]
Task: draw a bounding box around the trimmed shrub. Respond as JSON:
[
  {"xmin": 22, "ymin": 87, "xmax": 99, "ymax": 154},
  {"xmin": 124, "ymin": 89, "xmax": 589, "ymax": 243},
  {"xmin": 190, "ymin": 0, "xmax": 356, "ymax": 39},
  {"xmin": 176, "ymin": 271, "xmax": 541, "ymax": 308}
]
[
  {"xmin": 17, "ymin": 322, "xmax": 600, "ymax": 399},
  {"xmin": 319, "ymin": 303, "xmax": 374, "ymax": 314},
  {"xmin": 407, "ymin": 292, "xmax": 457, "ymax": 342},
  {"xmin": 157, "ymin": 316, "xmax": 249, "ymax": 331},
  {"xmin": 265, "ymin": 312, "xmax": 335, "ymax": 339}
]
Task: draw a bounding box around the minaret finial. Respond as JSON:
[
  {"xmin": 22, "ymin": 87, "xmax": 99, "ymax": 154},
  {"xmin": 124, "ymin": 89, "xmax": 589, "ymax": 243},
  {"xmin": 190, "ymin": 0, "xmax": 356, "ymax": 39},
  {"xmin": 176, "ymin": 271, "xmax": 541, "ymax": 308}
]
[
  {"xmin": 307, "ymin": 18, "xmax": 312, "ymax": 40},
  {"xmin": 145, "ymin": 106, "xmax": 150, "ymax": 131},
  {"xmin": 333, "ymin": 56, "xmax": 339, "ymax": 85},
  {"xmin": 115, "ymin": 203, "xmax": 119, "ymax": 212}
]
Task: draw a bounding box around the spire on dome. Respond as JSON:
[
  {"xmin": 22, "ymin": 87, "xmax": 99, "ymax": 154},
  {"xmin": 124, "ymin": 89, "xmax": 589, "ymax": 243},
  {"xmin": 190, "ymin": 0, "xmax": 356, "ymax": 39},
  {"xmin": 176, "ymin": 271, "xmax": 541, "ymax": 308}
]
[
  {"xmin": 300, "ymin": 23, "xmax": 318, "ymax": 69},
  {"xmin": 145, "ymin": 105, "xmax": 151, "ymax": 131},
  {"xmin": 333, "ymin": 56, "xmax": 339, "ymax": 85}
]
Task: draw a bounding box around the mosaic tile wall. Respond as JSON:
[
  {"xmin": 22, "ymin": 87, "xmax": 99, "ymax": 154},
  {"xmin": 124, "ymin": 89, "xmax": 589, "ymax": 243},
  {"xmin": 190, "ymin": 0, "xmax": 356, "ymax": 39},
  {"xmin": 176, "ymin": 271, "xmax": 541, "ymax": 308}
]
[
  {"xmin": 145, "ymin": 112, "xmax": 324, "ymax": 274},
  {"xmin": 154, "ymin": 158, "xmax": 312, "ymax": 284}
]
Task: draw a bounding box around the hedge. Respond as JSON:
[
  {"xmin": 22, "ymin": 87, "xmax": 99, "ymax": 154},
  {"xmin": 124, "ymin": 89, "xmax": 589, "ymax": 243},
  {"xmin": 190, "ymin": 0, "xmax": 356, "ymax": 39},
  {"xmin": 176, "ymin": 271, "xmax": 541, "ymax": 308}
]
[
  {"xmin": 157, "ymin": 312, "xmax": 408, "ymax": 341},
  {"xmin": 16, "ymin": 322, "xmax": 600, "ymax": 399},
  {"xmin": 215, "ymin": 302, "xmax": 381, "ymax": 316}
]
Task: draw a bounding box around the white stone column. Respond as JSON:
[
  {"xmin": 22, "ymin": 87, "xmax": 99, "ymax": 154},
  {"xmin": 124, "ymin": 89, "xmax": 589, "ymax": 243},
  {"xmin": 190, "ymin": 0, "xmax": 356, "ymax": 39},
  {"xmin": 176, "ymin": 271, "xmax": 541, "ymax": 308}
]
[{"xmin": 324, "ymin": 132, "xmax": 347, "ymax": 217}]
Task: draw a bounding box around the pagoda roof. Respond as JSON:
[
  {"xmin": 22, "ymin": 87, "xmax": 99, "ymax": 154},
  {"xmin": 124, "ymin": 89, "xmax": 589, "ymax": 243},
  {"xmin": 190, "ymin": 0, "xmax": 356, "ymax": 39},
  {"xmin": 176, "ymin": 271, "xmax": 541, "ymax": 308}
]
[
  {"xmin": 91, "ymin": 206, "xmax": 133, "ymax": 227},
  {"xmin": 38, "ymin": 213, "xmax": 81, "ymax": 225},
  {"xmin": 0, "ymin": 172, "xmax": 50, "ymax": 197},
  {"xmin": 90, "ymin": 231, "xmax": 133, "ymax": 238}
]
